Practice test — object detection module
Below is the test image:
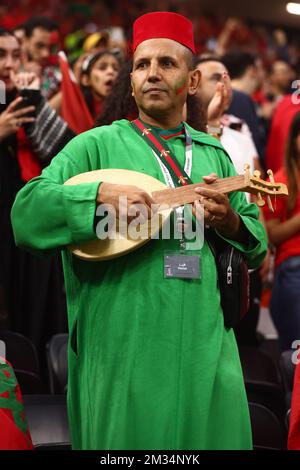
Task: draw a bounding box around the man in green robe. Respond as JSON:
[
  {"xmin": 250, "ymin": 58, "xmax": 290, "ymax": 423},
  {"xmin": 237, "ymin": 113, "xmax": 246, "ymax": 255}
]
[{"xmin": 11, "ymin": 12, "xmax": 267, "ymax": 450}]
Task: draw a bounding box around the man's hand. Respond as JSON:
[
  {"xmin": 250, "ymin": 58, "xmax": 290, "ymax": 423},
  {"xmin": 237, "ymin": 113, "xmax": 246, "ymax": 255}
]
[
  {"xmin": 193, "ymin": 174, "xmax": 248, "ymax": 243},
  {"xmin": 73, "ymin": 53, "xmax": 90, "ymax": 83},
  {"xmin": 10, "ymin": 71, "xmax": 41, "ymax": 90},
  {"xmin": 97, "ymin": 182, "xmax": 156, "ymax": 224},
  {"xmin": 207, "ymin": 72, "xmax": 231, "ymax": 127},
  {"xmin": 0, "ymin": 97, "xmax": 35, "ymax": 142}
]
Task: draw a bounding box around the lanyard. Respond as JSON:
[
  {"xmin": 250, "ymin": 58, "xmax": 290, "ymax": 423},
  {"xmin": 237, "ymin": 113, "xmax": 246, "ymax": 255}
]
[
  {"xmin": 131, "ymin": 118, "xmax": 194, "ymax": 250},
  {"xmin": 131, "ymin": 118, "xmax": 193, "ymax": 188},
  {"xmin": 151, "ymin": 128, "xmax": 193, "ymax": 190}
]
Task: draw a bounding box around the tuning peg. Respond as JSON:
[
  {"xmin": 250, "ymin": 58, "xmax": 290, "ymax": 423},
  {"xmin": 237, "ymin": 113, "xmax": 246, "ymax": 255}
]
[
  {"xmin": 256, "ymin": 192, "xmax": 265, "ymax": 207},
  {"xmin": 244, "ymin": 163, "xmax": 251, "ymax": 178},
  {"xmin": 267, "ymin": 169, "xmax": 276, "ymax": 212},
  {"xmin": 243, "ymin": 164, "xmax": 250, "ymax": 184},
  {"xmin": 253, "ymin": 170, "xmax": 270, "ymax": 208},
  {"xmin": 266, "ymin": 196, "xmax": 274, "ymax": 212},
  {"xmin": 267, "ymin": 169, "xmax": 275, "ymax": 183}
]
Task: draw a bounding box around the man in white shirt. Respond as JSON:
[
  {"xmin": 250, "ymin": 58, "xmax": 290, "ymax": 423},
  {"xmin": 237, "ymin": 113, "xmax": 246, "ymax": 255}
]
[
  {"xmin": 196, "ymin": 56, "xmax": 268, "ymax": 346},
  {"xmin": 195, "ymin": 57, "xmax": 262, "ymax": 189}
]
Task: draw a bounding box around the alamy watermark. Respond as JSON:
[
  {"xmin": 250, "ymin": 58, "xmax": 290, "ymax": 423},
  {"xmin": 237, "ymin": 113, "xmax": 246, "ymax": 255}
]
[
  {"xmin": 291, "ymin": 340, "xmax": 300, "ymax": 365},
  {"xmin": 95, "ymin": 199, "xmax": 205, "ymax": 250},
  {"xmin": 291, "ymin": 80, "xmax": 300, "ymax": 105}
]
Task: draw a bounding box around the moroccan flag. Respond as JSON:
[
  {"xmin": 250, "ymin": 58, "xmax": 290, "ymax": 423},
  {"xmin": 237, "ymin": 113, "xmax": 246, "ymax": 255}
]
[
  {"xmin": 288, "ymin": 356, "xmax": 300, "ymax": 450},
  {"xmin": 0, "ymin": 357, "xmax": 33, "ymax": 450},
  {"xmin": 58, "ymin": 51, "xmax": 94, "ymax": 134}
]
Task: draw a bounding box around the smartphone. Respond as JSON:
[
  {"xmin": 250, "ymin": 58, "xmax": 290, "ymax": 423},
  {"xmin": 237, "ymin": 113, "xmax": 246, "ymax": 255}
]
[{"xmin": 15, "ymin": 89, "xmax": 36, "ymax": 119}]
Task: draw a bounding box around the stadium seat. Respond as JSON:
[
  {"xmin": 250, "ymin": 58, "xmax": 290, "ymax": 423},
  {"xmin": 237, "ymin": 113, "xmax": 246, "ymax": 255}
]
[
  {"xmin": 249, "ymin": 402, "xmax": 287, "ymax": 450},
  {"xmin": 239, "ymin": 346, "xmax": 285, "ymax": 419},
  {"xmin": 23, "ymin": 394, "xmax": 71, "ymax": 449},
  {"xmin": 0, "ymin": 329, "xmax": 40, "ymax": 375},
  {"xmin": 35, "ymin": 443, "xmax": 71, "ymax": 450},
  {"xmin": 286, "ymin": 408, "xmax": 291, "ymax": 431},
  {"xmin": 239, "ymin": 346, "xmax": 281, "ymax": 384},
  {"xmin": 279, "ymin": 350, "xmax": 296, "ymax": 409},
  {"xmin": 46, "ymin": 334, "xmax": 68, "ymax": 394},
  {"xmin": 15, "ymin": 369, "xmax": 45, "ymax": 394}
]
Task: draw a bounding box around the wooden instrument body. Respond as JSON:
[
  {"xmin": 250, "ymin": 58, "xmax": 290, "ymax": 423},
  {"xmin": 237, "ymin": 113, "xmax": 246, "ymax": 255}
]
[{"xmin": 65, "ymin": 169, "xmax": 171, "ymax": 261}]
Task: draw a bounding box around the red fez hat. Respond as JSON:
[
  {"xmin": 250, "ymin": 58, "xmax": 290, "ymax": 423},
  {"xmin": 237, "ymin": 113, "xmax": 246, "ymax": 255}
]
[{"xmin": 133, "ymin": 12, "xmax": 195, "ymax": 53}]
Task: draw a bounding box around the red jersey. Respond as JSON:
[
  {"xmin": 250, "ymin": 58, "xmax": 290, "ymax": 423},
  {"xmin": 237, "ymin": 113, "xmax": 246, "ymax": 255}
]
[{"xmin": 263, "ymin": 167, "xmax": 300, "ymax": 268}]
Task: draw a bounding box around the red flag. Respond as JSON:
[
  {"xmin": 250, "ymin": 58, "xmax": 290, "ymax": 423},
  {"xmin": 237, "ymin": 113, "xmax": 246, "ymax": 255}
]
[
  {"xmin": 0, "ymin": 357, "xmax": 33, "ymax": 450},
  {"xmin": 288, "ymin": 353, "xmax": 300, "ymax": 450},
  {"xmin": 58, "ymin": 51, "xmax": 94, "ymax": 134}
]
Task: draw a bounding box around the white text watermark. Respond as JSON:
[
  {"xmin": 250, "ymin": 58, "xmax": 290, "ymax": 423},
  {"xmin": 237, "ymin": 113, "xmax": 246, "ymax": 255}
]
[{"xmin": 95, "ymin": 200, "xmax": 205, "ymax": 250}]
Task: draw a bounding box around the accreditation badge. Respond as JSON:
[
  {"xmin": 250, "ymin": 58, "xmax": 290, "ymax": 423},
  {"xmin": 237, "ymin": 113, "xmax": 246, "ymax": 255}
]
[{"xmin": 164, "ymin": 252, "xmax": 201, "ymax": 279}]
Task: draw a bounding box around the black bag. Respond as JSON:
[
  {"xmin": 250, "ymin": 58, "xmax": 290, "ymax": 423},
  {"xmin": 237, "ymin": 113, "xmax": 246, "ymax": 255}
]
[{"xmin": 206, "ymin": 229, "xmax": 250, "ymax": 329}]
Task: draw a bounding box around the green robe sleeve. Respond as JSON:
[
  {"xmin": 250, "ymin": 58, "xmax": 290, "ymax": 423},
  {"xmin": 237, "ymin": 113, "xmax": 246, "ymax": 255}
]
[
  {"xmin": 214, "ymin": 146, "xmax": 268, "ymax": 269},
  {"xmin": 11, "ymin": 132, "xmax": 101, "ymax": 253}
]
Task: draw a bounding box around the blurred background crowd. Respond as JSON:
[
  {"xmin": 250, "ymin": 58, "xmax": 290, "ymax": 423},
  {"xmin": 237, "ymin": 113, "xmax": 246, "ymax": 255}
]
[{"xmin": 1, "ymin": 0, "xmax": 300, "ymax": 62}]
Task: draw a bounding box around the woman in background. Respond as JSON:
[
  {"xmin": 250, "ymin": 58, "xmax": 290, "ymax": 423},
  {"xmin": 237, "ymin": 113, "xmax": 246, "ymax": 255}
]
[
  {"xmin": 80, "ymin": 50, "xmax": 121, "ymax": 119},
  {"xmin": 49, "ymin": 49, "xmax": 121, "ymax": 120},
  {"xmin": 265, "ymin": 111, "xmax": 300, "ymax": 351}
]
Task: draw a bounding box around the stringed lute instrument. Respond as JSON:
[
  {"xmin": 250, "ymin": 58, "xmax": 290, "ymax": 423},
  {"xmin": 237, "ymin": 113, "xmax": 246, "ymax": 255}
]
[{"xmin": 64, "ymin": 165, "xmax": 288, "ymax": 261}]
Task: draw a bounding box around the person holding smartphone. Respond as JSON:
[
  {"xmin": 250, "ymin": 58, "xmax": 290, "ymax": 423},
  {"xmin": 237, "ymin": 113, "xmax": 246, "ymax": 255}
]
[{"xmin": 0, "ymin": 28, "xmax": 67, "ymax": 367}]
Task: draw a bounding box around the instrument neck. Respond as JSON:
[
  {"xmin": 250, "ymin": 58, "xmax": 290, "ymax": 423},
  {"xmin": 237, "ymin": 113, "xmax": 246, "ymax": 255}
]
[{"xmin": 152, "ymin": 175, "xmax": 246, "ymax": 208}]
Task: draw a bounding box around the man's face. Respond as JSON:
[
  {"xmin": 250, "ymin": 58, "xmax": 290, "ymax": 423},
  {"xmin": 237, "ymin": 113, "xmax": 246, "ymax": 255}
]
[
  {"xmin": 196, "ymin": 61, "xmax": 231, "ymax": 108},
  {"xmin": 131, "ymin": 38, "xmax": 195, "ymax": 120},
  {"xmin": 24, "ymin": 27, "xmax": 57, "ymax": 67},
  {"xmin": 271, "ymin": 61, "xmax": 295, "ymax": 92},
  {"xmin": 0, "ymin": 35, "xmax": 21, "ymax": 92}
]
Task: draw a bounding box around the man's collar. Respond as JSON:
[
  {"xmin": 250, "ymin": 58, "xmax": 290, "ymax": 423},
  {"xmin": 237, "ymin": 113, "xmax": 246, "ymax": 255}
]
[
  {"xmin": 123, "ymin": 118, "xmax": 227, "ymax": 152},
  {"xmin": 138, "ymin": 117, "xmax": 183, "ymax": 133}
]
